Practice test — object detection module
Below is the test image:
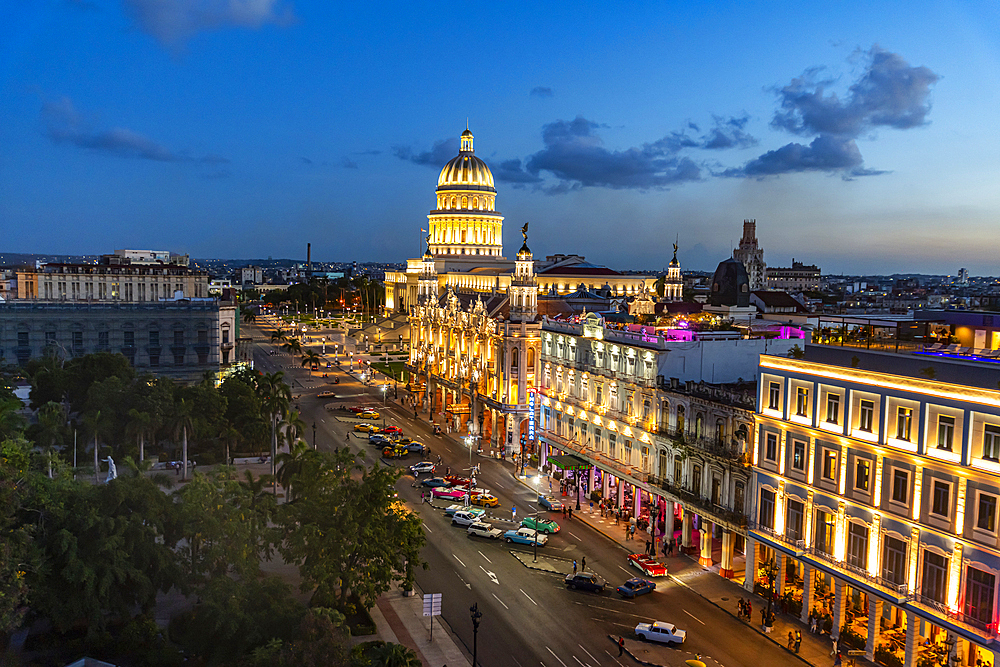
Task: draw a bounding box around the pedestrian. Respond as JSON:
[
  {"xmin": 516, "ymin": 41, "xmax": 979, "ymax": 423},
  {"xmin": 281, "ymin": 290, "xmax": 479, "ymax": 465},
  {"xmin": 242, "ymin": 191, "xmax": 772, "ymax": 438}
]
[
  {"xmin": 512, "ymin": 506, "xmax": 517, "ymax": 521},
  {"xmin": 746, "ymin": 600, "xmax": 752, "ymax": 621},
  {"xmin": 562, "ymin": 506, "xmax": 567, "ymax": 518},
  {"xmin": 618, "ymin": 637, "xmax": 625, "ymax": 657},
  {"xmin": 830, "ymin": 638, "xmax": 838, "ymax": 656},
  {"xmin": 795, "ymin": 630, "xmax": 802, "ymax": 653},
  {"xmin": 761, "ymin": 608, "xmax": 767, "ymax": 630},
  {"xmin": 582, "ymin": 556, "xmax": 586, "ymax": 571},
  {"xmin": 568, "ymin": 508, "xmax": 573, "ymax": 520},
  {"xmin": 787, "ymin": 631, "xmax": 794, "ymax": 650},
  {"xmin": 810, "ymin": 615, "xmax": 818, "ymax": 634},
  {"xmin": 414, "ymin": 408, "xmax": 418, "ymax": 419},
  {"xmin": 573, "ymin": 559, "xmax": 578, "ymax": 574},
  {"xmin": 833, "ymin": 652, "xmax": 842, "ymax": 666},
  {"xmin": 345, "ymin": 432, "xmax": 350, "ymax": 443},
  {"xmin": 737, "ymin": 598, "xmax": 744, "ymax": 618},
  {"xmin": 446, "ymin": 466, "xmax": 451, "ymax": 476}
]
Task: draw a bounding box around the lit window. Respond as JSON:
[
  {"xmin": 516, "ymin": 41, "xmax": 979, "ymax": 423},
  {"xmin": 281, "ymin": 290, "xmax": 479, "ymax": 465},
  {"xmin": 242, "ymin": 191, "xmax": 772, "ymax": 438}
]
[
  {"xmin": 859, "ymin": 400, "xmax": 875, "ymax": 432},
  {"xmin": 822, "ymin": 450, "xmax": 837, "ymax": 480},
  {"xmin": 792, "ymin": 440, "xmax": 805, "ymax": 471},
  {"xmin": 796, "ymin": 387, "xmax": 809, "ymax": 417},
  {"xmin": 768, "ymin": 382, "xmax": 780, "ymax": 411},
  {"xmin": 937, "ymin": 415, "xmax": 955, "ymax": 451},
  {"xmin": 931, "ymin": 481, "xmax": 951, "ymax": 518},
  {"xmin": 826, "ymin": 394, "xmax": 840, "ymax": 424},
  {"xmin": 896, "ymin": 407, "xmax": 912, "ymax": 441},
  {"xmin": 855, "ymin": 459, "xmax": 870, "ymax": 492}
]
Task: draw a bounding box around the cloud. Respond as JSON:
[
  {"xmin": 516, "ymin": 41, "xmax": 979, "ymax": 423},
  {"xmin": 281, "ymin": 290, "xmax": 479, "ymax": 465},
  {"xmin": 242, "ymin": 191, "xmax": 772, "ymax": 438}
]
[
  {"xmin": 727, "ymin": 47, "xmax": 937, "ymax": 177},
  {"xmin": 392, "ymin": 137, "xmax": 460, "ymax": 166},
  {"xmin": 341, "ymin": 156, "xmax": 358, "ymax": 169},
  {"xmin": 699, "ymin": 115, "xmax": 758, "ymax": 150},
  {"xmin": 123, "ymin": 0, "xmax": 295, "ymax": 46},
  {"xmin": 530, "ymin": 86, "xmax": 554, "ymax": 98},
  {"xmin": 493, "ymin": 158, "xmax": 542, "ymax": 185},
  {"xmin": 522, "ymin": 116, "xmax": 702, "ymax": 190},
  {"xmin": 299, "ymin": 156, "xmax": 313, "ymax": 164},
  {"xmin": 42, "ymin": 96, "xmax": 228, "ymax": 164}
]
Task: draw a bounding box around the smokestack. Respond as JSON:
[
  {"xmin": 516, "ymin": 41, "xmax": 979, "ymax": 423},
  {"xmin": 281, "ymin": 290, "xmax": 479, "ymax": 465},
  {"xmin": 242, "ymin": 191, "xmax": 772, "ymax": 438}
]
[{"xmin": 307, "ymin": 243, "xmax": 312, "ymax": 278}]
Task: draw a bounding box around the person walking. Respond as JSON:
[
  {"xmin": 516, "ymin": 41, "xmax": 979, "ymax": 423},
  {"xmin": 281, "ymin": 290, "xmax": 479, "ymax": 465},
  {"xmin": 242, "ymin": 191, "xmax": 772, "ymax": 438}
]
[
  {"xmin": 573, "ymin": 559, "xmax": 578, "ymax": 575},
  {"xmin": 582, "ymin": 556, "xmax": 586, "ymax": 572},
  {"xmin": 568, "ymin": 507, "xmax": 573, "ymax": 520},
  {"xmin": 618, "ymin": 637, "xmax": 625, "ymax": 657},
  {"xmin": 795, "ymin": 630, "xmax": 802, "ymax": 653},
  {"xmin": 787, "ymin": 632, "xmax": 795, "ymax": 650},
  {"xmin": 830, "ymin": 638, "xmax": 838, "ymax": 657}
]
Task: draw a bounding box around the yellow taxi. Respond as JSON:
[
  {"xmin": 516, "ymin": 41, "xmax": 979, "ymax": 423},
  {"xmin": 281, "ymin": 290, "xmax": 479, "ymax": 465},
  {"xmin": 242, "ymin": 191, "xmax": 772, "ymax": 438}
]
[
  {"xmin": 354, "ymin": 423, "xmax": 379, "ymax": 432},
  {"xmin": 381, "ymin": 444, "xmax": 408, "ymax": 459},
  {"xmin": 471, "ymin": 493, "xmax": 500, "ymax": 508},
  {"xmin": 359, "ymin": 411, "xmax": 380, "ymax": 420}
]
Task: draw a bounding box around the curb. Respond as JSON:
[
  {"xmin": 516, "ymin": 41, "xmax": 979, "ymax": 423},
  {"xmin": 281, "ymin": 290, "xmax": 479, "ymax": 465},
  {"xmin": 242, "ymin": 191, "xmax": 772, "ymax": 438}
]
[
  {"xmin": 606, "ymin": 634, "xmax": 666, "ymax": 667},
  {"xmin": 509, "ymin": 550, "xmax": 572, "ymax": 574}
]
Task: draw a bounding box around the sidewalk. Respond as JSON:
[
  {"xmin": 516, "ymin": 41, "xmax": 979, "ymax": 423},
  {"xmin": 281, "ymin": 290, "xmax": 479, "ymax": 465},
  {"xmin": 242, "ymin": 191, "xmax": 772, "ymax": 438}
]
[{"xmin": 364, "ymin": 585, "xmax": 472, "ymax": 667}]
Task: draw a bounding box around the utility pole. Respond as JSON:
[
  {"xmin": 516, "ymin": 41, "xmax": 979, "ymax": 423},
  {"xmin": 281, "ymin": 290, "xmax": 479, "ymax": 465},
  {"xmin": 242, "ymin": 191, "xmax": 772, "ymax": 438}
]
[{"xmin": 470, "ymin": 603, "xmax": 482, "ymax": 667}]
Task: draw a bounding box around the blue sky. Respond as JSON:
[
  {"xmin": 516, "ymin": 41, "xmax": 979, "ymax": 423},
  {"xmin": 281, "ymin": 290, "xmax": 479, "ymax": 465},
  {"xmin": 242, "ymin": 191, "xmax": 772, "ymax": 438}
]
[{"xmin": 2, "ymin": 0, "xmax": 998, "ymax": 274}]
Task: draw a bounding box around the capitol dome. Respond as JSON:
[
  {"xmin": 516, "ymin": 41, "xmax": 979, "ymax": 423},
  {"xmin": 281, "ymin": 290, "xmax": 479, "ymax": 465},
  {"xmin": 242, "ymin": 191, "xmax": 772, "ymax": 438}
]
[{"xmin": 437, "ymin": 129, "xmax": 496, "ymax": 192}]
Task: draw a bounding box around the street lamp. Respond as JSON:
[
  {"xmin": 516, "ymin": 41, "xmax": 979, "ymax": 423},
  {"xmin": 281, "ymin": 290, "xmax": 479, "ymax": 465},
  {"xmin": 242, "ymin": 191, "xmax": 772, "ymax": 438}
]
[
  {"xmin": 380, "ymin": 384, "xmax": 387, "ymax": 428},
  {"xmin": 469, "ymin": 603, "xmax": 482, "ymax": 667},
  {"xmin": 312, "ymin": 422, "xmax": 317, "ymax": 449}
]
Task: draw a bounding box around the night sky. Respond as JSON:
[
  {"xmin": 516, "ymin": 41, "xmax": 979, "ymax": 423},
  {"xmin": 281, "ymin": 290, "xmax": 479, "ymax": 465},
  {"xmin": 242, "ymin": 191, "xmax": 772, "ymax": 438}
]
[{"xmin": 2, "ymin": 1, "xmax": 998, "ymax": 274}]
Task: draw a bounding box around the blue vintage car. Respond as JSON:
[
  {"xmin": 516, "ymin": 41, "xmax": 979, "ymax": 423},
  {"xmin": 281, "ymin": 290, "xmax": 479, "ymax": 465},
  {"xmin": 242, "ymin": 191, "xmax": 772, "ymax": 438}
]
[
  {"xmin": 419, "ymin": 477, "xmax": 449, "ymax": 488},
  {"xmin": 503, "ymin": 527, "xmax": 548, "ymax": 546},
  {"xmin": 537, "ymin": 494, "xmax": 565, "ymax": 512},
  {"xmin": 617, "ymin": 577, "xmax": 656, "ymax": 598}
]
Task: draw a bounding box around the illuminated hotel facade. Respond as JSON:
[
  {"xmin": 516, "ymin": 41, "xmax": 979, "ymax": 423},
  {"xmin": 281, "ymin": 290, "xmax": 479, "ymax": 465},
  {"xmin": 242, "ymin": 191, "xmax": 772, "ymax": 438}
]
[{"xmin": 748, "ymin": 347, "xmax": 1000, "ymax": 666}]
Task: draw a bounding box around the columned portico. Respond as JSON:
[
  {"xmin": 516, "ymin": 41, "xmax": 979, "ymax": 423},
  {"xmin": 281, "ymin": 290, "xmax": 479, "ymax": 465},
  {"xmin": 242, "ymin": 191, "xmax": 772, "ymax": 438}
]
[
  {"xmin": 699, "ymin": 522, "xmax": 714, "ymax": 567},
  {"xmin": 720, "ymin": 530, "xmax": 735, "ymax": 578},
  {"xmin": 744, "ymin": 536, "xmax": 756, "ymax": 593},
  {"xmin": 865, "ymin": 598, "xmax": 884, "ymax": 662}
]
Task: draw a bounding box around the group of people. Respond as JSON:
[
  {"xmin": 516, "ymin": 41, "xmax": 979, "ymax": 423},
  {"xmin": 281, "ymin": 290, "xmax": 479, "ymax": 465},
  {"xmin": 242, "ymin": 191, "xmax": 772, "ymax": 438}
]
[
  {"xmin": 737, "ymin": 597, "xmax": 752, "ymax": 621},
  {"xmin": 785, "ymin": 629, "xmax": 802, "ymax": 653}
]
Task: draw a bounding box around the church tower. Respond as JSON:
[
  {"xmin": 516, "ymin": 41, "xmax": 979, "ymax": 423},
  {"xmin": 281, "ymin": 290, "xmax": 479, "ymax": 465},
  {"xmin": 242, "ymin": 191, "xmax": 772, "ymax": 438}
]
[
  {"xmin": 508, "ymin": 223, "xmax": 537, "ymax": 322},
  {"xmin": 733, "ymin": 219, "xmax": 766, "ymax": 290},
  {"xmin": 417, "ymin": 237, "xmax": 438, "ymax": 304},
  {"xmin": 664, "ymin": 239, "xmax": 683, "ymax": 301}
]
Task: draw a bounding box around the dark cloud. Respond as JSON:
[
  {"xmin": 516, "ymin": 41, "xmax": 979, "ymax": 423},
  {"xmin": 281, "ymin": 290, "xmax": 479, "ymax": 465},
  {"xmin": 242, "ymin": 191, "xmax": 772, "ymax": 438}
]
[
  {"xmin": 392, "ymin": 137, "xmax": 460, "ymax": 166},
  {"xmin": 123, "ymin": 0, "xmax": 295, "ymax": 46},
  {"xmin": 42, "ymin": 96, "xmax": 228, "ymax": 164},
  {"xmin": 530, "ymin": 86, "xmax": 554, "ymax": 98},
  {"xmin": 300, "ymin": 156, "xmax": 313, "ymax": 165},
  {"xmin": 341, "ymin": 156, "xmax": 358, "ymax": 169},
  {"xmin": 493, "ymin": 158, "xmax": 542, "ymax": 185},
  {"xmin": 700, "ymin": 115, "xmax": 758, "ymax": 150},
  {"xmin": 728, "ymin": 47, "xmax": 938, "ymax": 177},
  {"xmin": 522, "ymin": 116, "xmax": 702, "ymax": 190}
]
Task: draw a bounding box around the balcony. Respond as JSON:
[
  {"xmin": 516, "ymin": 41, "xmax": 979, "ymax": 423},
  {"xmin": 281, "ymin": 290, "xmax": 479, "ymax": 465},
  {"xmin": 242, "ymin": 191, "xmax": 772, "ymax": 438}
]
[
  {"xmin": 661, "ymin": 478, "xmax": 747, "ymax": 528},
  {"xmin": 657, "ymin": 425, "xmax": 749, "ymax": 465},
  {"xmin": 542, "ymin": 430, "xmax": 650, "ymax": 484}
]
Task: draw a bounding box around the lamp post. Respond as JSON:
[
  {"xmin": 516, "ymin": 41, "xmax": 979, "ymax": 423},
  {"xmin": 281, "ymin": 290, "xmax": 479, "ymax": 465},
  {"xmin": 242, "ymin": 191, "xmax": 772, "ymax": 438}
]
[
  {"xmin": 469, "ymin": 603, "xmax": 482, "ymax": 667},
  {"xmin": 312, "ymin": 422, "xmax": 317, "ymax": 449},
  {"xmin": 381, "ymin": 384, "xmax": 387, "ymax": 428}
]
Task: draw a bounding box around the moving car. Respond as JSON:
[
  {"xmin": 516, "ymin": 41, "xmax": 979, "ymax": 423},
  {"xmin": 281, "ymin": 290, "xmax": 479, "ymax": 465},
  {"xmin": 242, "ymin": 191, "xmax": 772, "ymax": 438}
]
[
  {"xmin": 467, "ymin": 522, "xmax": 503, "ymax": 539},
  {"xmin": 444, "ymin": 504, "xmax": 485, "ymax": 517},
  {"xmin": 317, "ymin": 390, "xmax": 336, "ymax": 398},
  {"xmin": 444, "ymin": 475, "xmax": 471, "ymax": 487},
  {"xmin": 503, "ymin": 527, "xmax": 547, "ymax": 546},
  {"xmin": 564, "ymin": 572, "xmax": 606, "ymax": 592},
  {"xmin": 627, "ymin": 553, "xmax": 668, "ymax": 577},
  {"xmin": 470, "ymin": 493, "xmax": 499, "ymax": 508},
  {"xmin": 409, "ymin": 461, "xmax": 435, "ymax": 475},
  {"xmin": 520, "ymin": 516, "xmax": 560, "ymax": 534},
  {"xmin": 431, "ymin": 488, "xmax": 467, "ymax": 501},
  {"xmin": 634, "ymin": 621, "xmax": 686, "ymax": 645},
  {"xmin": 451, "ymin": 510, "xmax": 481, "ymax": 527},
  {"xmin": 537, "ymin": 495, "xmax": 564, "ymax": 512},
  {"xmin": 419, "ymin": 477, "xmax": 449, "ymax": 488},
  {"xmin": 617, "ymin": 578, "xmax": 656, "ymax": 598}
]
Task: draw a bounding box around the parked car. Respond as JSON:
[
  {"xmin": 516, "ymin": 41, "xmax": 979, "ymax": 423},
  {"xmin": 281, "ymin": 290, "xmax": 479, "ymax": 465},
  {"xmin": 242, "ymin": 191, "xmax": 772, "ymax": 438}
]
[
  {"xmin": 537, "ymin": 495, "xmax": 564, "ymax": 512},
  {"xmin": 432, "ymin": 488, "xmax": 467, "ymax": 501},
  {"xmin": 406, "ymin": 442, "xmax": 428, "ymax": 454},
  {"xmin": 409, "ymin": 461, "xmax": 435, "ymax": 475},
  {"xmin": 564, "ymin": 572, "xmax": 606, "ymax": 592},
  {"xmin": 451, "ymin": 510, "xmax": 481, "ymax": 527},
  {"xmin": 354, "ymin": 422, "xmax": 378, "ymax": 432},
  {"xmin": 503, "ymin": 527, "xmax": 547, "ymax": 546},
  {"xmin": 444, "ymin": 475, "xmax": 471, "ymax": 487},
  {"xmin": 369, "ymin": 433, "xmax": 391, "ymax": 446},
  {"xmin": 420, "ymin": 477, "xmax": 449, "ymax": 488},
  {"xmin": 382, "ymin": 426, "xmax": 403, "ymax": 435},
  {"xmin": 617, "ymin": 578, "xmax": 656, "ymax": 598},
  {"xmin": 381, "ymin": 444, "xmax": 408, "ymax": 459},
  {"xmin": 467, "ymin": 522, "xmax": 503, "ymax": 540},
  {"xmin": 358, "ymin": 411, "xmax": 380, "ymax": 420},
  {"xmin": 444, "ymin": 504, "xmax": 485, "ymax": 517},
  {"xmin": 627, "ymin": 553, "xmax": 668, "ymax": 577},
  {"xmin": 634, "ymin": 621, "xmax": 686, "ymax": 645},
  {"xmin": 470, "ymin": 493, "xmax": 500, "ymax": 508},
  {"xmin": 520, "ymin": 516, "xmax": 560, "ymax": 534}
]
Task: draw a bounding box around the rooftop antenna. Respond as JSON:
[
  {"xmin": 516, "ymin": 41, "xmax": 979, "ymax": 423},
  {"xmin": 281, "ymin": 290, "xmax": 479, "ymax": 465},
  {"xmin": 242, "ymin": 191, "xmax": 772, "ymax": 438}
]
[{"xmin": 466, "ymin": 117, "xmax": 469, "ymax": 130}]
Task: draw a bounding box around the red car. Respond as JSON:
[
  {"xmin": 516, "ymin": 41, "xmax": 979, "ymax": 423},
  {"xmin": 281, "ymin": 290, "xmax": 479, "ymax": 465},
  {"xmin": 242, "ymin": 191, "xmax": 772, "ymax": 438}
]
[
  {"xmin": 627, "ymin": 553, "xmax": 668, "ymax": 577},
  {"xmin": 347, "ymin": 406, "xmax": 367, "ymax": 413},
  {"xmin": 444, "ymin": 475, "xmax": 471, "ymax": 488},
  {"xmin": 382, "ymin": 426, "xmax": 403, "ymax": 435}
]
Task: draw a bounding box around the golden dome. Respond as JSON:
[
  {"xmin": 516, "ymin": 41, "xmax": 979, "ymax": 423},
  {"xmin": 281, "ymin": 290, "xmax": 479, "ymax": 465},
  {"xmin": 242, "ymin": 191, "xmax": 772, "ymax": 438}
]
[{"xmin": 437, "ymin": 129, "xmax": 496, "ymax": 192}]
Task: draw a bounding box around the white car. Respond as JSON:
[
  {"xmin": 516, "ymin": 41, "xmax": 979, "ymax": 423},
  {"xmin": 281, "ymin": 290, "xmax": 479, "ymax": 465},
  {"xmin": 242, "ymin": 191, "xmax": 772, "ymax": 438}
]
[
  {"xmin": 467, "ymin": 522, "xmax": 503, "ymax": 539},
  {"xmin": 317, "ymin": 390, "xmax": 336, "ymax": 398},
  {"xmin": 409, "ymin": 461, "xmax": 435, "ymax": 475},
  {"xmin": 634, "ymin": 621, "xmax": 686, "ymax": 645},
  {"xmin": 451, "ymin": 510, "xmax": 481, "ymax": 527},
  {"xmin": 444, "ymin": 504, "xmax": 485, "ymax": 517}
]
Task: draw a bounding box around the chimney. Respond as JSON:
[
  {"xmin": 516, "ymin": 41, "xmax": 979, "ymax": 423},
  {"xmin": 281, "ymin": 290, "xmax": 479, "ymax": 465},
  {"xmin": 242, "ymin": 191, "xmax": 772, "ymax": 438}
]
[{"xmin": 307, "ymin": 243, "xmax": 312, "ymax": 278}]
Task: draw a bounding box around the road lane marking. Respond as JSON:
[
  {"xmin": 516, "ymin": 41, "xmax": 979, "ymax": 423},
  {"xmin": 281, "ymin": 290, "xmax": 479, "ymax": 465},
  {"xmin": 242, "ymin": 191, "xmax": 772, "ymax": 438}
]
[
  {"xmin": 619, "ymin": 566, "xmax": 632, "ymax": 575},
  {"xmin": 480, "ymin": 565, "xmax": 499, "ymax": 584},
  {"xmin": 578, "ymin": 645, "xmax": 599, "ymax": 663},
  {"xmin": 546, "ymin": 646, "xmax": 569, "ymax": 667},
  {"xmin": 520, "ymin": 589, "xmax": 538, "ymax": 605},
  {"xmin": 454, "ymin": 554, "xmax": 466, "ymax": 568},
  {"xmin": 567, "ymin": 531, "xmax": 582, "ymax": 541},
  {"xmin": 571, "ymin": 656, "xmax": 586, "ymax": 667},
  {"xmin": 494, "ymin": 481, "xmax": 504, "ymax": 488},
  {"xmin": 492, "ymin": 593, "xmax": 509, "ymax": 610},
  {"xmin": 604, "ymin": 650, "xmax": 624, "ymax": 666},
  {"xmin": 683, "ymin": 609, "xmax": 705, "ymax": 625},
  {"xmin": 423, "ymin": 524, "xmax": 432, "ymax": 533},
  {"xmin": 479, "ymin": 550, "xmax": 492, "ymax": 563}
]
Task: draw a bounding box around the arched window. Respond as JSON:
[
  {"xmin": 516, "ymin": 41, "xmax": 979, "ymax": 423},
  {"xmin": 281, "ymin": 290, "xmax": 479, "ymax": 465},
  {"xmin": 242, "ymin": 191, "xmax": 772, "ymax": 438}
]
[
  {"xmin": 716, "ymin": 418, "xmax": 727, "ymax": 444},
  {"xmin": 676, "ymin": 406, "xmax": 685, "ymax": 433},
  {"xmin": 694, "ymin": 413, "xmax": 704, "ymax": 439},
  {"xmin": 451, "ymin": 196, "xmax": 457, "ymax": 208},
  {"xmin": 510, "ymin": 347, "xmax": 519, "ymax": 373},
  {"xmin": 473, "ymin": 196, "xmax": 478, "ymax": 209},
  {"xmin": 462, "ymin": 196, "xmax": 468, "ymax": 208},
  {"xmin": 527, "ymin": 348, "xmax": 535, "ymax": 371}
]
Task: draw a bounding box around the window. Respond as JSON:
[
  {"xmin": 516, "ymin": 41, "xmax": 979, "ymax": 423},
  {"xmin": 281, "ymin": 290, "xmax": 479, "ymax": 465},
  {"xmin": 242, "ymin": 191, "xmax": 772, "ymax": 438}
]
[
  {"xmin": 896, "ymin": 407, "xmax": 913, "ymax": 441},
  {"xmin": 859, "ymin": 400, "xmax": 875, "ymax": 432},
  {"xmin": 977, "ymin": 493, "xmax": 997, "ymax": 533},
  {"xmin": 921, "ymin": 551, "xmax": 948, "ymax": 604},
  {"xmin": 692, "ymin": 464, "xmax": 701, "ymax": 496},
  {"xmin": 759, "ymin": 489, "xmax": 775, "ymax": 529},
  {"xmin": 985, "ymin": 425, "xmax": 1000, "ymax": 461},
  {"xmin": 965, "ymin": 567, "xmax": 996, "ymax": 626},
  {"xmin": 815, "ymin": 510, "xmax": 835, "ymax": 556},
  {"xmin": 826, "ymin": 393, "xmax": 840, "ymax": 424},
  {"xmin": 882, "ymin": 536, "xmax": 907, "ymax": 585},
  {"xmin": 97, "ymin": 331, "xmax": 109, "ymax": 349},
  {"xmin": 198, "ymin": 329, "xmax": 209, "ymax": 344},
  {"xmin": 892, "ymin": 469, "xmax": 909, "ymax": 504},
  {"xmin": 796, "ymin": 387, "xmax": 809, "ymax": 417},
  {"xmin": 149, "ymin": 353, "xmax": 159, "ymax": 367},
  {"xmin": 673, "ymin": 458, "xmax": 682, "ymax": 485},
  {"xmin": 937, "ymin": 415, "xmax": 955, "ymax": 451},
  {"xmin": 855, "ymin": 459, "xmax": 871, "ymax": 492},
  {"xmin": 149, "ymin": 330, "xmax": 160, "ymax": 346},
  {"xmin": 765, "ymin": 433, "xmax": 777, "ymax": 461},
  {"xmin": 17, "ymin": 331, "xmax": 29, "ymax": 347},
  {"xmin": 847, "ymin": 522, "xmax": 869, "ymax": 569},
  {"xmin": 123, "ymin": 331, "xmax": 135, "ymax": 347},
  {"xmin": 786, "ymin": 499, "xmax": 804, "ymax": 541},
  {"xmin": 792, "ymin": 440, "xmax": 806, "ymax": 471},
  {"xmin": 822, "ymin": 450, "xmax": 837, "ymax": 480},
  {"xmin": 174, "ymin": 353, "xmax": 185, "ymax": 366},
  {"xmin": 72, "ymin": 330, "xmax": 83, "ymax": 349},
  {"xmin": 174, "ymin": 330, "xmax": 184, "ymax": 345},
  {"xmin": 734, "ymin": 482, "xmax": 745, "ymax": 513},
  {"xmin": 768, "ymin": 382, "xmax": 781, "ymax": 411},
  {"xmin": 609, "ymin": 433, "xmax": 617, "ymax": 459},
  {"xmin": 931, "ymin": 480, "xmax": 951, "ymax": 518}
]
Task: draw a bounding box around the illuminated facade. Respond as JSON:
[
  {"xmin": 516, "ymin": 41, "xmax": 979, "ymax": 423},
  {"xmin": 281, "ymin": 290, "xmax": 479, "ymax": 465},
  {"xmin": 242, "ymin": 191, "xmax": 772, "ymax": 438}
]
[
  {"xmin": 749, "ymin": 348, "xmax": 1000, "ymax": 666},
  {"xmin": 733, "ymin": 219, "xmax": 766, "ymax": 291}
]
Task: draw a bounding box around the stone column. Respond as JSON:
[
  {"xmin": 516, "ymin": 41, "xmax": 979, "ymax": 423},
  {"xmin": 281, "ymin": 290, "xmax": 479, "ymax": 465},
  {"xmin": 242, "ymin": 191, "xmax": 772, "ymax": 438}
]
[
  {"xmin": 800, "ymin": 563, "xmax": 813, "ymax": 624},
  {"xmin": 589, "ymin": 467, "xmax": 596, "ymax": 502},
  {"xmin": 903, "ymin": 611, "xmax": 918, "ymax": 667},
  {"xmin": 720, "ymin": 530, "xmax": 735, "ymax": 578},
  {"xmin": 665, "ymin": 500, "xmax": 676, "ymax": 541},
  {"xmin": 831, "ymin": 579, "xmax": 847, "ymax": 642},
  {"xmin": 775, "ymin": 552, "xmax": 786, "ymax": 597},
  {"xmin": 699, "ymin": 522, "xmax": 714, "ymax": 567},
  {"xmin": 744, "ymin": 536, "xmax": 757, "ymax": 593},
  {"xmin": 634, "ymin": 485, "xmax": 642, "ymax": 518},
  {"xmin": 618, "ymin": 479, "xmax": 625, "ymax": 507},
  {"xmin": 682, "ymin": 511, "xmax": 694, "ymax": 549},
  {"xmin": 602, "ymin": 471, "xmax": 610, "ymax": 499},
  {"xmin": 865, "ymin": 598, "xmax": 884, "ymax": 662}
]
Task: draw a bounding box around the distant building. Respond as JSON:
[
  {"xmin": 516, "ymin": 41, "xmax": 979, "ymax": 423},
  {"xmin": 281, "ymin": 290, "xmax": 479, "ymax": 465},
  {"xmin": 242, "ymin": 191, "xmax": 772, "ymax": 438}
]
[
  {"xmin": 111, "ymin": 249, "xmax": 189, "ymax": 266},
  {"xmin": 732, "ymin": 220, "xmax": 766, "ymax": 290},
  {"xmin": 765, "ymin": 260, "xmax": 821, "ymax": 291},
  {"xmin": 240, "ymin": 266, "xmax": 264, "ymax": 285},
  {"xmin": 958, "ymin": 268, "xmax": 970, "ymax": 286},
  {"xmin": 750, "ymin": 290, "xmax": 809, "ymax": 315}
]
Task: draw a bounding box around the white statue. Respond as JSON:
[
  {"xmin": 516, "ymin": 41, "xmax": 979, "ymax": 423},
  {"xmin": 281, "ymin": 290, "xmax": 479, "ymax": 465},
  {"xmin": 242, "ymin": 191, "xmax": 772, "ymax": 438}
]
[{"xmin": 105, "ymin": 456, "xmax": 117, "ymax": 483}]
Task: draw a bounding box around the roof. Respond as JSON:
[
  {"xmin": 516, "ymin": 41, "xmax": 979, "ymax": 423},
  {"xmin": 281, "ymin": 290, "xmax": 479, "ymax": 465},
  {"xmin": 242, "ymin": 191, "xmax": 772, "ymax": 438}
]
[
  {"xmin": 751, "ymin": 290, "xmax": 806, "ymax": 311},
  {"xmin": 545, "ymin": 454, "xmax": 590, "ymax": 470},
  {"xmin": 538, "ymin": 265, "xmax": 620, "ymax": 276}
]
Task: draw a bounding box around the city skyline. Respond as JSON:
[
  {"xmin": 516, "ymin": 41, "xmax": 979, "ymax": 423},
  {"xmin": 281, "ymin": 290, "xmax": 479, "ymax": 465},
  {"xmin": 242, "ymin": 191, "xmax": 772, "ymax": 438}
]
[{"xmin": 2, "ymin": 1, "xmax": 998, "ymax": 274}]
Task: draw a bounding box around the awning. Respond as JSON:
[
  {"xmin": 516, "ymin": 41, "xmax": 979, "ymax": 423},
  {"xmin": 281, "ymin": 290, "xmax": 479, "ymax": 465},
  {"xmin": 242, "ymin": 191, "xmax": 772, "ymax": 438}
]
[{"xmin": 547, "ymin": 454, "xmax": 590, "ymax": 470}]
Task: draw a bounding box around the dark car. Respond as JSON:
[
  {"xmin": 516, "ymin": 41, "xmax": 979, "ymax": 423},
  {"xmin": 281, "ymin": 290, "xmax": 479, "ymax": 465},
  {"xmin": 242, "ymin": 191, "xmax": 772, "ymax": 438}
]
[
  {"xmin": 369, "ymin": 434, "xmax": 391, "ymax": 446},
  {"xmin": 617, "ymin": 577, "xmax": 656, "ymax": 598},
  {"xmin": 564, "ymin": 572, "xmax": 606, "ymax": 593},
  {"xmin": 420, "ymin": 477, "xmax": 449, "ymax": 488},
  {"xmin": 406, "ymin": 442, "xmax": 428, "ymax": 454}
]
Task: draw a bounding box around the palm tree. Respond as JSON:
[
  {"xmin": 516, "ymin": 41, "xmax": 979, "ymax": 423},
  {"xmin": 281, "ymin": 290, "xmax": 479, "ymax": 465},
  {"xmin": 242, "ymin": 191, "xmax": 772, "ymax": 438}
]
[
  {"xmin": 301, "ymin": 349, "xmax": 321, "ymax": 373},
  {"xmin": 36, "ymin": 401, "xmax": 68, "ymax": 478},
  {"xmin": 274, "ymin": 439, "xmax": 318, "ymax": 502},
  {"xmin": 125, "ymin": 408, "xmax": 152, "ymax": 462},
  {"xmin": 258, "ymin": 371, "xmax": 291, "ymax": 496},
  {"xmin": 279, "ymin": 409, "xmax": 306, "ymax": 451},
  {"xmin": 82, "ymin": 408, "xmax": 112, "ymax": 484},
  {"xmin": 270, "ymin": 329, "xmax": 288, "ymax": 345},
  {"xmin": 654, "ymin": 275, "xmax": 666, "ymax": 298},
  {"xmin": 241, "ymin": 308, "xmax": 257, "ymax": 324},
  {"xmin": 281, "ymin": 338, "xmax": 302, "ymax": 356},
  {"xmin": 216, "ymin": 422, "xmax": 241, "ymax": 467},
  {"xmin": 169, "ymin": 398, "xmax": 195, "ymax": 481},
  {"xmin": 370, "ymin": 642, "xmax": 422, "ymax": 667}
]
